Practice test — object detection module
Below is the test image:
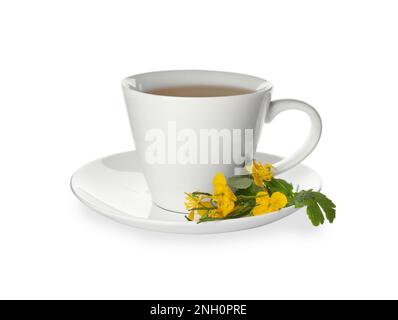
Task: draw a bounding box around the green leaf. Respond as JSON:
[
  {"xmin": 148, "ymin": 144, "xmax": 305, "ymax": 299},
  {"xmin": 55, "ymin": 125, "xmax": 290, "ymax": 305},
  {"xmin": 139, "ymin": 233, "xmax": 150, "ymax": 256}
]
[
  {"xmin": 226, "ymin": 205, "xmax": 252, "ymax": 219},
  {"xmin": 306, "ymin": 199, "xmax": 325, "ymax": 226},
  {"xmin": 235, "ymin": 181, "xmax": 262, "ymax": 196},
  {"xmin": 192, "ymin": 191, "xmax": 212, "ymax": 196},
  {"xmin": 293, "ymin": 190, "xmax": 336, "ymax": 226},
  {"xmin": 293, "ymin": 189, "xmax": 314, "ymax": 204},
  {"xmin": 266, "ymin": 178, "xmax": 294, "ymax": 197},
  {"xmin": 228, "ymin": 176, "xmax": 253, "ymax": 189},
  {"xmin": 312, "ymin": 192, "xmax": 336, "ymax": 223}
]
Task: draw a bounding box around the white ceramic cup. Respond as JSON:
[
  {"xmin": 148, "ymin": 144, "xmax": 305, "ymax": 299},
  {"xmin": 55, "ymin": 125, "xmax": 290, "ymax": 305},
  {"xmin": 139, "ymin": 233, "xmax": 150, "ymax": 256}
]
[{"xmin": 122, "ymin": 70, "xmax": 322, "ymax": 213}]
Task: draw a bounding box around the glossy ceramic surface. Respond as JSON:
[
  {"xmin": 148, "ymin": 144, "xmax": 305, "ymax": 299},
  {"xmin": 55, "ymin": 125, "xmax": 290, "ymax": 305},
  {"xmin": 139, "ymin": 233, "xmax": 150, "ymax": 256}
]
[
  {"xmin": 122, "ymin": 70, "xmax": 322, "ymax": 212},
  {"xmin": 71, "ymin": 151, "xmax": 322, "ymax": 234}
]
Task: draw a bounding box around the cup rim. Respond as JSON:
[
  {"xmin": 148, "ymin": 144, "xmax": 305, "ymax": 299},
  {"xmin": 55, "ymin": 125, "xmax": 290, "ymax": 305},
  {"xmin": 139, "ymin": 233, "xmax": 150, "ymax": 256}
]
[{"xmin": 122, "ymin": 69, "xmax": 273, "ymax": 99}]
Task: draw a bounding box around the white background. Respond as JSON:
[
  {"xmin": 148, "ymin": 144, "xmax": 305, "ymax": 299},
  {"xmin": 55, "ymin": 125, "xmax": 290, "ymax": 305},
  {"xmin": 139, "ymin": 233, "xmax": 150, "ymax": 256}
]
[{"xmin": 1, "ymin": 0, "xmax": 397, "ymax": 300}]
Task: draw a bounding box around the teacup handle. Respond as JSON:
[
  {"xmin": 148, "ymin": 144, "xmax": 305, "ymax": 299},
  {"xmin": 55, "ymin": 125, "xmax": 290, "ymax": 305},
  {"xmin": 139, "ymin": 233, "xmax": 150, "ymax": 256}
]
[{"xmin": 265, "ymin": 99, "xmax": 322, "ymax": 174}]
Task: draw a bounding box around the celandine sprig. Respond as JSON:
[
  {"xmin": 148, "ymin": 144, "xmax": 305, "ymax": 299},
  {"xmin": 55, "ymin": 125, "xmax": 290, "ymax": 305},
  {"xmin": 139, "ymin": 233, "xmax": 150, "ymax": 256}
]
[{"xmin": 184, "ymin": 160, "xmax": 336, "ymax": 226}]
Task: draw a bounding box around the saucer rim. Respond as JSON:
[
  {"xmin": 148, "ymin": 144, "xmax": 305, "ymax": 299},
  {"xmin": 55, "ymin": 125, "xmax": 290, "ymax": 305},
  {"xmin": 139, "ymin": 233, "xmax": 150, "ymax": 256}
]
[{"xmin": 70, "ymin": 150, "xmax": 322, "ymax": 228}]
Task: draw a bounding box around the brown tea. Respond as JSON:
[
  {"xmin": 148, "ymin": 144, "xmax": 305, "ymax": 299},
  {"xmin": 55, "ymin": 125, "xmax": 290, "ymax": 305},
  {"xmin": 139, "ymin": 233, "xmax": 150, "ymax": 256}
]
[{"xmin": 146, "ymin": 85, "xmax": 254, "ymax": 97}]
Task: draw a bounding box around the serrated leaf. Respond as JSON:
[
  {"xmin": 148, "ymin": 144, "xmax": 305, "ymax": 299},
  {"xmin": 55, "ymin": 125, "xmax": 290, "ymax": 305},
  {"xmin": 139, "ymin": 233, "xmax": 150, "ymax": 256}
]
[
  {"xmin": 228, "ymin": 176, "xmax": 253, "ymax": 189},
  {"xmin": 293, "ymin": 190, "xmax": 336, "ymax": 226},
  {"xmin": 312, "ymin": 192, "xmax": 336, "ymax": 223},
  {"xmin": 294, "ymin": 189, "xmax": 314, "ymax": 204},
  {"xmin": 306, "ymin": 199, "xmax": 325, "ymax": 226}
]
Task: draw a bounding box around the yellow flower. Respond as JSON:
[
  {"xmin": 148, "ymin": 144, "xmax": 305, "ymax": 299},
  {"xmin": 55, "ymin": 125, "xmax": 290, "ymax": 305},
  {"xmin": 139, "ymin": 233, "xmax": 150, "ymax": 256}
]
[
  {"xmin": 185, "ymin": 173, "xmax": 238, "ymax": 220},
  {"xmin": 187, "ymin": 211, "xmax": 195, "ymax": 221},
  {"xmin": 254, "ymin": 191, "xmax": 270, "ymax": 204},
  {"xmin": 252, "ymin": 191, "xmax": 287, "ymax": 216},
  {"xmin": 268, "ymin": 192, "xmax": 288, "ymax": 212},
  {"xmin": 207, "ymin": 211, "xmax": 225, "ymax": 219},
  {"xmin": 211, "ymin": 172, "xmax": 237, "ymax": 217},
  {"xmin": 184, "ymin": 193, "xmax": 202, "ymax": 211},
  {"xmin": 212, "ymin": 172, "xmax": 237, "ymax": 202},
  {"xmin": 185, "ymin": 193, "xmax": 213, "ymax": 221},
  {"xmin": 215, "ymin": 195, "xmax": 236, "ymax": 216},
  {"xmin": 246, "ymin": 160, "xmax": 273, "ymax": 187}
]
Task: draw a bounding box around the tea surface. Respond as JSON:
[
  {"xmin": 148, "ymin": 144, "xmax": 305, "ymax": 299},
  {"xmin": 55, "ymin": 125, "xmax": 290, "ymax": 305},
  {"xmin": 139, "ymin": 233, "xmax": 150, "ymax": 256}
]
[{"xmin": 146, "ymin": 85, "xmax": 254, "ymax": 97}]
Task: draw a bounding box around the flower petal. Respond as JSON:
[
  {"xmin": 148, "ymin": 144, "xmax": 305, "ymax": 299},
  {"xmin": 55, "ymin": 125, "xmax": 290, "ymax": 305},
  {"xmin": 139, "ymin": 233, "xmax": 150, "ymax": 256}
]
[
  {"xmin": 256, "ymin": 191, "xmax": 270, "ymax": 205},
  {"xmin": 188, "ymin": 211, "xmax": 195, "ymax": 221},
  {"xmin": 252, "ymin": 204, "xmax": 270, "ymax": 216},
  {"xmin": 269, "ymin": 192, "xmax": 288, "ymax": 211},
  {"xmin": 213, "ymin": 172, "xmax": 227, "ymax": 194}
]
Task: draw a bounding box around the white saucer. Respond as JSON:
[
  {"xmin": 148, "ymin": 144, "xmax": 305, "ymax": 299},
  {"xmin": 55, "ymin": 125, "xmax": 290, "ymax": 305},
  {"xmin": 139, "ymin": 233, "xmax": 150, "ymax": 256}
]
[{"xmin": 71, "ymin": 151, "xmax": 322, "ymax": 234}]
